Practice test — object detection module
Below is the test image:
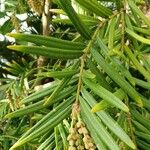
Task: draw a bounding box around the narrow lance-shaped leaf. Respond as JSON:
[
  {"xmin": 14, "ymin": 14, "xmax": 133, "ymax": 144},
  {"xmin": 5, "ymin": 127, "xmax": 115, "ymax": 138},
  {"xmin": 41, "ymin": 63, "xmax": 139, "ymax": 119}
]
[
  {"xmin": 133, "ymin": 26, "xmax": 150, "ymax": 36},
  {"xmin": 7, "ymin": 45, "xmax": 83, "ymax": 59},
  {"xmin": 9, "ymin": 97, "xmax": 74, "ymax": 150},
  {"xmin": 80, "ymin": 96, "xmax": 120, "ymax": 150},
  {"xmin": 133, "ymin": 77, "xmax": 150, "ymax": 90},
  {"xmin": 37, "ymin": 134, "xmax": 55, "ymax": 150},
  {"xmin": 37, "ymin": 69, "xmax": 79, "ymax": 78},
  {"xmin": 59, "ymin": 0, "xmax": 91, "ymax": 39},
  {"xmin": 137, "ymin": 139, "xmax": 150, "ymax": 149},
  {"xmin": 81, "ymin": 106, "xmax": 108, "ymax": 150},
  {"xmin": 52, "ymin": 15, "xmax": 99, "ymax": 27},
  {"xmin": 132, "ymin": 120, "xmax": 150, "ymax": 134},
  {"xmin": 44, "ymin": 61, "xmax": 79, "ymax": 106},
  {"xmin": 21, "ymin": 82, "xmax": 58, "ymax": 104},
  {"xmin": 124, "ymin": 45, "xmax": 150, "ymax": 82},
  {"xmin": 126, "ymin": 28, "xmax": 150, "ymax": 45},
  {"xmin": 111, "ymin": 58, "xmax": 135, "ymax": 86},
  {"xmin": 14, "ymin": 97, "xmax": 74, "ymax": 142},
  {"xmin": 87, "ymin": 57, "xmax": 112, "ymax": 91},
  {"xmin": 125, "ymin": 14, "xmax": 139, "ymax": 49},
  {"xmin": 44, "ymin": 78, "xmax": 71, "ymax": 106},
  {"xmin": 5, "ymin": 86, "xmax": 76, "ymax": 118},
  {"xmin": 10, "ymin": 106, "xmax": 71, "ymax": 150},
  {"xmin": 140, "ymin": 96, "xmax": 150, "ymax": 111},
  {"xmin": 58, "ymin": 123, "xmax": 69, "ymax": 149},
  {"xmin": 81, "ymin": 87, "xmax": 136, "ymax": 149},
  {"xmin": 108, "ymin": 17, "xmax": 117, "ymax": 50},
  {"xmin": 135, "ymin": 131, "xmax": 150, "ymax": 141},
  {"xmin": 83, "ymin": 77, "xmax": 129, "ymax": 112},
  {"xmin": 130, "ymin": 108, "xmax": 150, "ymax": 130},
  {"xmin": 7, "ymin": 33, "xmax": 85, "ymax": 50},
  {"xmin": 90, "ymin": 47, "xmax": 143, "ymax": 107},
  {"xmin": 91, "ymin": 88, "xmax": 126, "ymax": 112},
  {"xmin": 128, "ymin": 0, "xmax": 150, "ymax": 27},
  {"xmin": 75, "ymin": 0, "xmax": 112, "ymax": 18},
  {"xmin": 54, "ymin": 126, "xmax": 60, "ymax": 150}
]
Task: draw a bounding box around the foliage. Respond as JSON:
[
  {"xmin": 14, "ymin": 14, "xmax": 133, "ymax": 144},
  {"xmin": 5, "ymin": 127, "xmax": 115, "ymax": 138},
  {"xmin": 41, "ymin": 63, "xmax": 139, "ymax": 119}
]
[{"xmin": 0, "ymin": 0, "xmax": 150, "ymax": 149}]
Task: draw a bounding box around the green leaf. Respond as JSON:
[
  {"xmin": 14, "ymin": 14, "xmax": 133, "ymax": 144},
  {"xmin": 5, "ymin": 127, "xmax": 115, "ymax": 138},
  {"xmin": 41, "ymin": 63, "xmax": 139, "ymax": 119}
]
[
  {"xmin": 131, "ymin": 108, "xmax": 150, "ymax": 130},
  {"xmin": 12, "ymin": 106, "xmax": 70, "ymax": 149},
  {"xmin": 91, "ymin": 88, "xmax": 126, "ymax": 112},
  {"xmin": 91, "ymin": 47, "xmax": 143, "ymax": 107},
  {"xmin": 128, "ymin": 0, "xmax": 150, "ymax": 27},
  {"xmin": 125, "ymin": 14, "xmax": 139, "ymax": 49},
  {"xmin": 81, "ymin": 88, "xmax": 136, "ymax": 149},
  {"xmin": 5, "ymin": 87, "xmax": 76, "ymax": 118},
  {"xmin": 44, "ymin": 78, "xmax": 71, "ymax": 106},
  {"xmin": 7, "ymin": 33, "xmax": 85, "ymax": 50},
  {"xmin": 0, "ymin": 19, "xmax": 13, "ymax": 34},
  {"xmin": 132, "ymin": 120, "xmax": 150, "ymax": 134},
  {"xmin": 44, "ymin": 61, "xmax": 79, "ymax": 106},
  {"xmin": 59, "ymin": 0, "xmax": 91, "ymax": 39},
  {"xmin": 124, "ymin": 45, "xmax": 150, "ymax": 82},
  {"xmin": 37, "ymin": 134, "xmax": 55, "ymax": 150},
  {"xmin": 126, "ymin": 28, "xmax": 150, "ymax": 45},
  {"xmin": 21, "ymin": 82, "xmax": 58, "ymax": 104},
  {"xmin": 137, "ymin": 139, "xmax": 150, "ymax": 149},
  {"xmin": 87, "ymin": 58, "xmax": 112, "ymax": 91},
  {"xmin": 81, "ymin": 107, "xmax": 108, "ymax": 150},
  {"xmin": 80, "ymin": 96, "xmax": 120, "ymax": 150},
  {"xmin": 135, "ymin": 131, "xmax": 150, "ymax": 141},
  {"xmin": 37, "ymin": 69, "xmax": 79, "ymax": 78},
  {"xmin": 58, "ymin": 124, "xmax": 68, "ymax": 150},
  {"xmin": 7, "ymin": 45, "xmax": 83, "ymax": 59},
  {"xmin": 52, "ymin": 14, "xmax": 99, "ymax": 27},
  {"xmin": 108, "ymin": 17, "xmax": 117, "ymax": 49},
  {"xmin": 142, "ymin": 97, "xmax": 150, "ymax": 111},
  {"xmin": 54, "ymin": 126, "xmax": 60, "ymax": 150},
  {"xmin": 75, "ymin": 0, "xmax": 112, "ymax": 18},
  {"xmin": 133, "ymin": 26, "xmax": 150, "ymax": 36},
  {"xmin": 9, "ymin": 98, "xmax": 73, "ymax": 149},
  {"xmin": 83, "ymin": 77, "xmax": 129, "ymax": 112}
]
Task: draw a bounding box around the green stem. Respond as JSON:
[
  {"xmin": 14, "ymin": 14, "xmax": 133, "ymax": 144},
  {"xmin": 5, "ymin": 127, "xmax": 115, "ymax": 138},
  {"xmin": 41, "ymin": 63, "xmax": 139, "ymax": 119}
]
[{"xmin": 75, "ymin": 22, "xmax": 104, "ymax": 103}]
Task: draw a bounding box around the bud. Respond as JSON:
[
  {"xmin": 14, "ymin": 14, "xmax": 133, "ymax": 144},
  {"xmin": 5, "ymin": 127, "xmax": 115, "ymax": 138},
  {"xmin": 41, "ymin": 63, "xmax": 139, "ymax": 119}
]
[
  {"xmin": 69, "ymin": 140, "xmax": 75, "ymax": 146},
  {"xmin": 82, "ymin": 127, "xmax": 88, "ymax": 134},
  {"xmin": 88, "ymin": 142, "xmax": 94, "ymax": 148},
  {"xmin": 77, "ymin": 145, "xmax": 84, "ymax": 150},
  {"xmin": 75, "ymin": 139, "xmax": 82, "ymax": 146},
  {"xmin": 85, "ymin": 144, "xmax": 90, "ymax": 149},
  {"xmin": 69, "ymin": 146, "xmax": 76, "ymax": 150},
  {"xmin": 78, "ymin": 128, "xmax": 83, "ymax": 134},
  {"xmin": 67, "ymin": 134, "xmax": 73, "ymax": 141},
  {"xmin": 69, "ymin": 127, "xmax": 76, "ymax": 134}
]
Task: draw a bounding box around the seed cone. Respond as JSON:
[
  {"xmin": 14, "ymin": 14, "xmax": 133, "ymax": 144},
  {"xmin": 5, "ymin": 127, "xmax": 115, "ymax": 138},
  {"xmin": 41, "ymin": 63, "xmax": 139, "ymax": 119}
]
[{"xmin": 67, "ymin": 103, "xmax": 96, "ymax": 149}]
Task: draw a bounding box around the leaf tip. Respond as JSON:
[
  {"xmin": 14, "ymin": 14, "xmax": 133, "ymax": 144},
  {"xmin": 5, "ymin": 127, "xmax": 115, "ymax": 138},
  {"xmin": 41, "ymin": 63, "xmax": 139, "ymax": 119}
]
[
  {"xmin": 128, "ymin": 141, "xmax": 136, "ymax": 150},
  {"xmin": 7, "ymin": 45, "xmax": 12, "ymax": 49},
  {"xmin": 124, "ymin": 107, "xmax": 129, "ymax": 112},
  {"xmin": 137, "ymin": 98, "xmax": 143, "ymax": 107},
  {"xmin": 91, "ymin": 108, "xmax": 96, "ymax": 113},
  {"xmin": 4, "ymin": 114, "xmax": 10, "ymax": 119},
  {"xmin": 7, "ymin": 45, "xmax": 19, "ymax": 51},
  {"xmin": 6, "ymin": 33, "xmax": 20, "ymax": 38},
  {"xmin": 6, "ymin": 33, "xmax": 12, "ymax": 37}
]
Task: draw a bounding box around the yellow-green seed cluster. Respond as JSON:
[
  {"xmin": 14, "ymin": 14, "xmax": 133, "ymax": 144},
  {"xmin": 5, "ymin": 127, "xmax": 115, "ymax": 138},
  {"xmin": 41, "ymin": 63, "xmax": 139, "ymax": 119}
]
[{"xmin": 67, "ymin": 103, "xmax": 96, "ymax": 150}]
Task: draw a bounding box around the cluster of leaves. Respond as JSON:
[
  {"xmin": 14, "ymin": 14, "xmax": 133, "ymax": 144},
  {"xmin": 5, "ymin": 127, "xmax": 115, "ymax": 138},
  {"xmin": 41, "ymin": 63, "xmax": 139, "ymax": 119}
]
[{"xmin": 0, "ymin": 0, "xmax": 150, "ymax": 149}]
